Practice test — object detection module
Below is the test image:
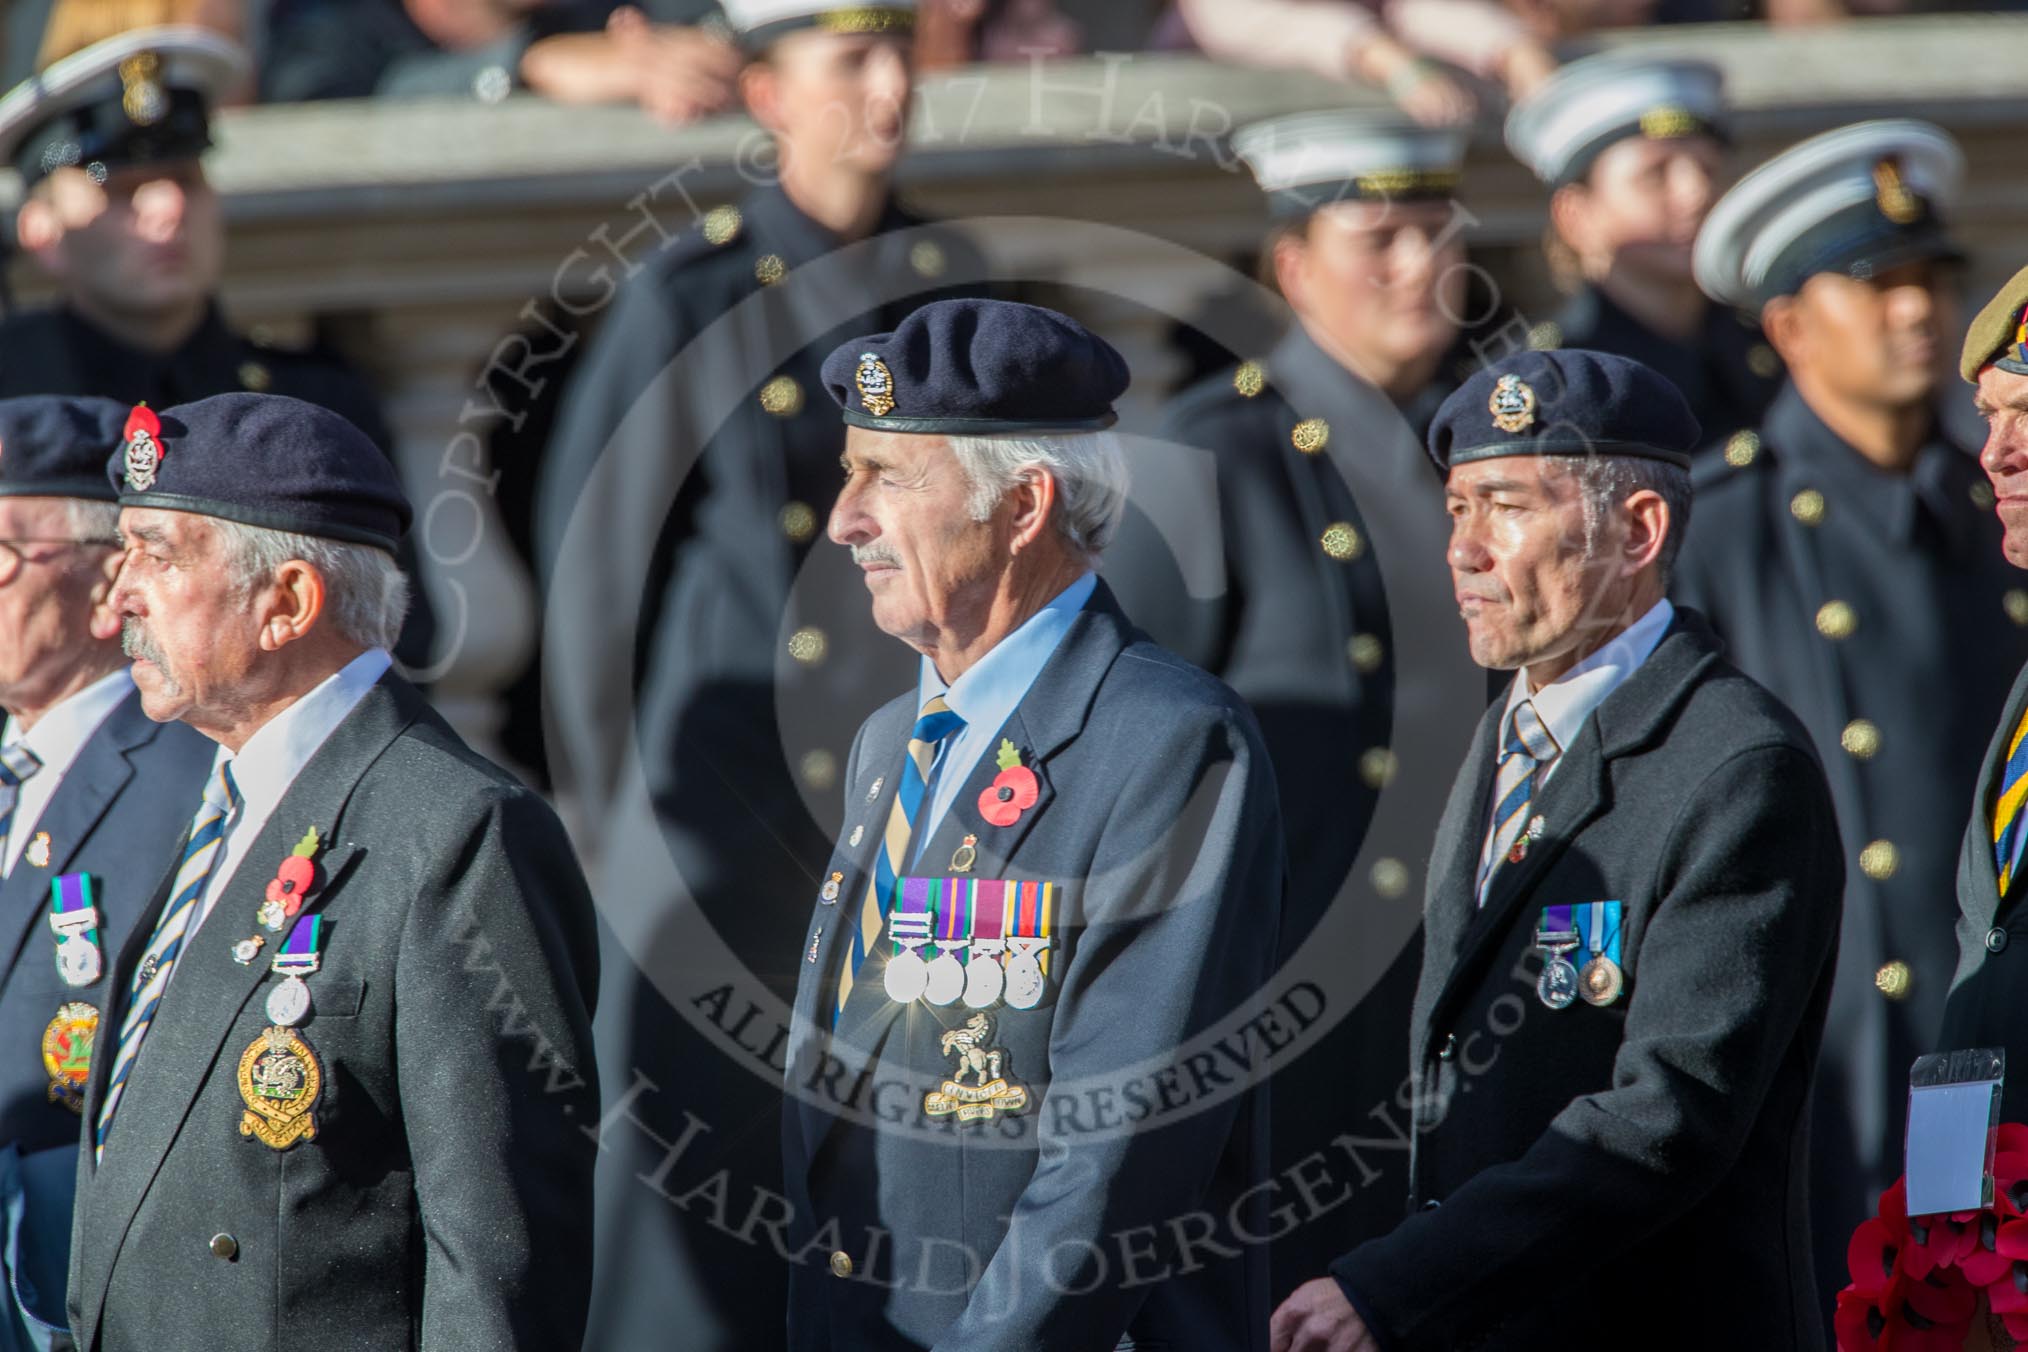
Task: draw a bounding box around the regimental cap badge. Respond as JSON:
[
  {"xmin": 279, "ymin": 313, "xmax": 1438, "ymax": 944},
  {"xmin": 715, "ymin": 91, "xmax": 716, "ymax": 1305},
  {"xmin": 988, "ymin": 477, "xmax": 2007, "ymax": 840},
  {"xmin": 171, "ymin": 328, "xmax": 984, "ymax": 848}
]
[
  {"xmin": 1639, "ymin": 105, "xmax": 1698, "ymax": 140},
  {"xmin": 1873, "ymin": 156, "xmax": 1922, "ymax": 226},
  {"xmin": 122, "ymin": 403, "xmax": 163, "ymax": 491},
  {"xmin": 1488, "ymin": 374, "xmax": 1537, "ymax": 434},
  {"xmin": 118, "ymin": 51, "xmax": 169, "ymax": 127},
  {"xmin": 855, "ymin": 352, "xmax": 896, "ymax": 418}
]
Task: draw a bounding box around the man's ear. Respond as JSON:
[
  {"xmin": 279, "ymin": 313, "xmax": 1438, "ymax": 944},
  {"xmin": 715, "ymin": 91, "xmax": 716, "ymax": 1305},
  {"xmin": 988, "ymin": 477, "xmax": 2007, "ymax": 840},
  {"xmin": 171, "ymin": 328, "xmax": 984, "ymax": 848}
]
[
  {"xmin": 740, "ymin": 59, "xmax": 782, "ymax": 136},
  {"xmin": 87, "ymin": 547, "xmax": 125, "ymax": 643},
  {"xmin": 1272, "ymin": 230, "xmax": 1310, "ymax": 313},
  {"xmin": 1006, "ymin": 466, "xmax": 1057, "ymax": 555},
  {"xmin": 14, "ymin": 197, "xmax": 69, "ymax": 277},
  {"xmin": 258, "ymin": 560, "xmax": 328, "ymax": 652},
  {"xmin": 1621, "ymin": 487, "xmax": 1670, "ymax": 578},
  {"xmin": 1546, "ymin": 183, "xmax": 1593, "ymax": 261},
  {"xmin": 1760, "ymin": 295, "xmax": 1802, "ymax": 368}
]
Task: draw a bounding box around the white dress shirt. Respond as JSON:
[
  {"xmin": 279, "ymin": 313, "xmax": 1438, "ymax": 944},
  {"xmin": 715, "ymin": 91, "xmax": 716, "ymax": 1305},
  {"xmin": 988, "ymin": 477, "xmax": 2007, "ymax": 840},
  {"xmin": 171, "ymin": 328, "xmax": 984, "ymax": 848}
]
[
  {"xmin": 1, "ymin": 668, "xmax": 135, "ymax": 876},
  {"xmin": 1477, "ymin": 599, "xmax": 1674, "ymax": 878},
  {"xmin": 185, "ymin": 647, "xmax": 391, "ymax": 938}
]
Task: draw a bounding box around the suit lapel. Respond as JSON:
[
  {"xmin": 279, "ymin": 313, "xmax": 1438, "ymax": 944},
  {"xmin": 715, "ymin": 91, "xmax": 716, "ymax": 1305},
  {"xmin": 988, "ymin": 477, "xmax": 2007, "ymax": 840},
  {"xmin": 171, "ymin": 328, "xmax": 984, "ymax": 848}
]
[
  {"xmin": 1419, "ymin": 694, "xmax": 1505, "ymax": 978},
  {"xmin": 0, "ymin": 694, "xmax": 156, "ymax": 987},
  {"xmin": 75, "ymin": 678, "xmax": 419, "ymax": 1327}
]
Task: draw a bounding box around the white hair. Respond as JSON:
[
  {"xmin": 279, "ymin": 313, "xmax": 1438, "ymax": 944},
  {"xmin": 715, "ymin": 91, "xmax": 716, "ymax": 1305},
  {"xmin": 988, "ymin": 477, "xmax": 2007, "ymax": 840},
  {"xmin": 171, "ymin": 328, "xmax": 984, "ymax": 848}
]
[
  {"xmin": 61, "ymin": 498, "xmax": 121, "ymax": 542},
  {"xmin": 943, "ymin": 430, "xmax": 1130, "ymax": 563},
  {"xmin": 211, "ymin": 520, "xmax": 411, "ymax": 652},
  {"xmin": 1546, "ymin": 454, "xmax": 1694, "ymax": 585}
]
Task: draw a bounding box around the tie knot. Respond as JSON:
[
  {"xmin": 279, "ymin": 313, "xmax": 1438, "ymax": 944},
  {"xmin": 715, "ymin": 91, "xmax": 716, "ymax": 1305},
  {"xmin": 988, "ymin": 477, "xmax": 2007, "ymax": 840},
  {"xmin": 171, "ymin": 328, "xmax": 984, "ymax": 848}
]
[
  {"xmin": 0, "ymin": 742, "xmax": 42, "ymax": 787},
  {"xmin": 1503, "ymin": 701, "xmax": 1558, "ymax": 764},
  {"xmin": 912, "ymin": 697, "xmax": 966, "ymax": 747}
]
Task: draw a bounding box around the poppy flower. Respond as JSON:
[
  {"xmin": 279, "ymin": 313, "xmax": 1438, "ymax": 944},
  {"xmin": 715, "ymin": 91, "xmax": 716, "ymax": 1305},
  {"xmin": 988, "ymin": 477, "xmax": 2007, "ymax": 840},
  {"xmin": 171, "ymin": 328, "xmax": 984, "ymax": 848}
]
[
  {"xmin": 979, "ymin": 765, "xmax": 1039, "ymax": 828},
  {"xmin": 1847, "ymin": 1217, "xmax": 1905, "ymax": 1298},
  {"xmin": 265, "ymin": 854, "xmax": 316, "ymax": 916}
]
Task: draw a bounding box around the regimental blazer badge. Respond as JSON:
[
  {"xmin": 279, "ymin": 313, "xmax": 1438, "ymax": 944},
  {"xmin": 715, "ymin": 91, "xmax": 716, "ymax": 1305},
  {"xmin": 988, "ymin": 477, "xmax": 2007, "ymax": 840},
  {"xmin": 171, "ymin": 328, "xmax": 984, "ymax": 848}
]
[
  {"xmin": 855, "ymin": 352, "xmax": 896, "ymax": 418},
  {"xmin": 922, "ymin": 1012, "xmax": 1028, "ymax": 1122},
  {"xmin": 237, "ymin": 1025, "xmax": 322, "ymax": 1149},
  {"xmin": 41, "ymin": 1002, "xmax": 97, "ymax": 1114}
]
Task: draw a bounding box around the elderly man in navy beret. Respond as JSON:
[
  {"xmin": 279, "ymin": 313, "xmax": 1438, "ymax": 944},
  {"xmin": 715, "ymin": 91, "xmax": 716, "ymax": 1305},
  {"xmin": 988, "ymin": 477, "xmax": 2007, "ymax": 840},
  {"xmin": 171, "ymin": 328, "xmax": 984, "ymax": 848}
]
[
  {"xmin": 64, "ymin": 394, "xmax": 599, "ymax": 1352},
  {"xmin": 1272, "ymin": 350, "xmax": 1842, "ymax": 1351},
  {"xmin": 782, "ymin": 299, "xmax": 1285, "ymax": 1351},
  {"xmin": 0, "ymin": 397, "xmax": 213, "ymax": 1352}
]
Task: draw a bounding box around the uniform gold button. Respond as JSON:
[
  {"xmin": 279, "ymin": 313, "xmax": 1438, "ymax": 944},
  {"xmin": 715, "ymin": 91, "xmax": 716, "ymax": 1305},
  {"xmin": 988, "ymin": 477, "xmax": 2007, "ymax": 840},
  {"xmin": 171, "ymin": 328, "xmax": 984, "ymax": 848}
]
[
  {"xmin": 1724, "ymin": 431, "xmax": 1759, "ymax": 468},
  {"xmin": 1320, "ymin": 522, "xmax": 1363, "ymax": 561},
  {"xmin": 1291, "ymin": 418, "xmax": 1329, "ymax": 454},
  {"xmin": 208, "ymin": 1233, "xmax": 238, "ymax": 1260},
  {"xmin": 1841, "ymin": 719, "xmax": 1881, "ymax": 760},
  {"xmin": 787, "ymin": 627, "xmax": 827, "ymax": 665},
  {"xmin": 759, "ymin": 375, "xmax": 803, "ymax": 417},
  {"xmin": 755, "ymin": 253, "xmax": 786, "ymax": 286},
  {"xmin": 1359, "ymin": 748, "xmax": 1397, "ymax": 789},
  {"xmin": 800, "ymin": 750, "xmax": 837, "ymax": 792},
  {"xmin": 1789, "ymin": 490, "xmax": 1826, "ymax": 526},
  {"xmin": 1748, "ymin": 343, "xmax": 1781, "ymax": 378},
  {"xmin": 702, "ymin": 205, "xmax": 742, "ymax": 246},
  {"xmin": 237, "ymin": 361, "xmax": 272, "ymax": 392},
  {"xmin": 1815, "ymin": 601, "xmax": 1857, "ymax": 640},
  {"xmin": 1973, "ymin": 481, "xmax": 1998, "ymax": 511},
  {"xmin": 1527, "ymin": 321, "xmax": 1562, "ymax": 351},
  {"xmin": 1859, "ymin": 839, "xmax": 1900, "ymax": 881},
  {"xmin": 1371, "ymin": 858, "xmax": 1410, "ymax": 899},
  {"xmin": 2007, "ymin": 590, "xmax": 2028, "ymax": 628},
  {"xmin": 1232, "ymin": 361, "xmax": 1265, "ymax": 398},
  {"xmin": 1348, "ymin": 634, "xmax": 1384, "ymax": 673},
  {"xmin": 780, "ymin": 501, "xmax": 817, "ymax": 543},
  {"xmin": 1874, "ymin": 960, "xmax": 1911, "ymax": 1000},
  {"xmin": 909, "ymin": 241, "xmax": 946, "ymax": 278},
  {"xmin": 830, "ymin": 1250, "xmax": 854, "ymax": 1278}
]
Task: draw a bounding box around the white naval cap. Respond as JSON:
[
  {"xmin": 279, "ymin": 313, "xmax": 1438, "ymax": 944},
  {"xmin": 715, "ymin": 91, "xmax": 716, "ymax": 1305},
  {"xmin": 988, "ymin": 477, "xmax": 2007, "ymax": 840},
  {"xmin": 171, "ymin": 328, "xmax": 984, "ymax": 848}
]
[
  {"xmin": 1504, "ymin": 53, "xmax": 1726, "ymax": 187},
  {"xmin": 720, "ymin": 0, "xmax": 917, "ymax": 48},
  {"xmin": 0, "ymin": 26, "xmax": 245, "ymax": 187},
  {"xmin": 1231, "ymin": 113, "xmax": 1467, "ymax": 222},
  {"xmin": 1693, "ymin": 118, "xmax": 1964, "ymax": 312}
]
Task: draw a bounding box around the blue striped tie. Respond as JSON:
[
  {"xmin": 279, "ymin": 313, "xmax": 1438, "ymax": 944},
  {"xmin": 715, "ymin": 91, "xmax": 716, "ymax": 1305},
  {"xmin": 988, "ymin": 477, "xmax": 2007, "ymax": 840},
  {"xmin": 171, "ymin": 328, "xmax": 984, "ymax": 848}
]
[
  {"xmin": 838, "ymin": 696, "xmax": 966, "ymax": 1016},
  {"xmin": 96, "ymin": 762, "xmax": 241, "ymax": 1157},
  {"xmin": 0, "ymin": 741, "xmax": 44, "ymax": 871},
  {"xmin": 1478, "ymin": 700, "xmax": 1558, "ymax": 906}
]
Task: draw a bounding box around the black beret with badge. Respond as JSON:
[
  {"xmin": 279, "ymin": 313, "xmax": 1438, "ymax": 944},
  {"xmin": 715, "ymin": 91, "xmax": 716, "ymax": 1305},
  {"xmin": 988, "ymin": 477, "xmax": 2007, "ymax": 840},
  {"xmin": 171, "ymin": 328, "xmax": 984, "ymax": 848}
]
[
  {"xmin": 0, "ymin": 26, "xmax": 245, "ymax": 189},
  {"xmin": 1694, "ymin": 118, "xmax": 1964, "ymax": 312},
  {"xmin": 0, "ymin": 395, "xmax": 130, "ymax": 502},
  {"xmin": 1962, "ymin": 263, "xmax": 2028, "ymax": 384},
  {"xmin": 106, "ymin": 393, "xmax": 412, "ymax": 552},
  {"xmin": 821, "ymin": 298, "xmax": 1130, "ymax": 436},
  {"xmin": 1427, "ymin": 348, "xmax": 1702, "ymax": 474},
  {"xmin": 722, "ymin": 0, "xmax": 917, "ymax": 51},
  {"xmin": 1504, "ymin": 53, "xmax": 1728, "ymax": 188},
  {"xmin": 1231, "ymin": 112, "xmax": 1466, "ymax": 221}
]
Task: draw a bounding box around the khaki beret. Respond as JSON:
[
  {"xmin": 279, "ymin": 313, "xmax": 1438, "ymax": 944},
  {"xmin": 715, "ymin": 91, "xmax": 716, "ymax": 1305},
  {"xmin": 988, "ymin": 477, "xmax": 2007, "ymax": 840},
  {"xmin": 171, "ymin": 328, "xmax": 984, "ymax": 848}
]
[{"xmin": 1963, "ymin": 262, "xmax": 2028, "ymax": 383}]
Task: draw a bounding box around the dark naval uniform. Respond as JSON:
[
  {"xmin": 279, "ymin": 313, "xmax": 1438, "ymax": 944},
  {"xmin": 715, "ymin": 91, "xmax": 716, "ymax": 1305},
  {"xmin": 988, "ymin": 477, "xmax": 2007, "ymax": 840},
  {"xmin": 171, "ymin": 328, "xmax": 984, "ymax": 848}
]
[
  {"xmin": 537, "ymin": 182, "xmax": 983, "ymax": 1350},
  {"xmin": 1675, "ymin": 385, "xmax": 2028, "ymax": 1277},
  {"xmin": 1543, "ymin": 283, "xmax": 1784, "ymax": 446}
]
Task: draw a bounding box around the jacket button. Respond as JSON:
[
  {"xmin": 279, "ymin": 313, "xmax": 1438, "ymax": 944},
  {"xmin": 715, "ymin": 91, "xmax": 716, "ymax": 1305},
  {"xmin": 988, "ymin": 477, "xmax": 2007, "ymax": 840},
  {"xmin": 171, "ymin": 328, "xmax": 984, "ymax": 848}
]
[
  {"xmin": 829, "ymin": 1250, "xmax": 853, "ymax": 1279},
  {"xmin": 1436, "ymin": 1034, "xmax": 1457, "ymax": 1062},
  {"xmin": 1989, "ymin": 928, "xmax": 2010, "ymax": 955},
  {"xmin": 1875, "ymin": 960, "xmax": 1912, "ymax": 1000},
  {"xmin": 1421, "ymin": 1199, "xmax": 1442, "ymax": 1211},
  {"xmin": 208, "ymin": 1233, "xmax": 237, "ymax": 1260}
]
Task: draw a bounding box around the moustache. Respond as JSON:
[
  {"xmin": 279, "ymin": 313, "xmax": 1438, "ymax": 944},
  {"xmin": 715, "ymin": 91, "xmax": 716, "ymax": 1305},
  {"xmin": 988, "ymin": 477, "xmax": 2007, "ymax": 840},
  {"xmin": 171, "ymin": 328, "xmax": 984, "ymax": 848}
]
[
  {"xmin": 120, "ymin": 619, "xmax": 168, "ymax": 668},
  {"xmin": 851, "ymin": 545, "xmax": 902, "ymax": 568}
]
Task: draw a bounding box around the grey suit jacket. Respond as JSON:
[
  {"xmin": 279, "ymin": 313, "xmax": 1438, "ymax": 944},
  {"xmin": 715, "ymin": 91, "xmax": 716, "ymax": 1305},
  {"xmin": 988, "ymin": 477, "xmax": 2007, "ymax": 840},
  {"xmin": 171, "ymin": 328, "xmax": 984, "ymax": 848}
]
[
  {"xmin": 781, "ymin": 583, "xmax": 1284, "ymax": 1352},
  {"xmin": 1939, "ymin": 658, "xmax": 2028, "ymax": 1122},
  {"xmin": 65, "ymin": 673, "xmax": 599, "ymax": 1352}
]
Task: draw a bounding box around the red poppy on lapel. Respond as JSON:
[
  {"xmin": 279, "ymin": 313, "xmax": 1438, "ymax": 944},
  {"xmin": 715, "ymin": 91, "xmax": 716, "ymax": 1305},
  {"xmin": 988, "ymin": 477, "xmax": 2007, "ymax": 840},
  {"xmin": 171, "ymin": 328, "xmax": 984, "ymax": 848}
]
[
  {"xmin": 979, "ymin": 739, "xmax": 1039, "ymax": 828},
  {"xmin": 264, "ymin": 826, "xmax": 323, "ymax": 919}
]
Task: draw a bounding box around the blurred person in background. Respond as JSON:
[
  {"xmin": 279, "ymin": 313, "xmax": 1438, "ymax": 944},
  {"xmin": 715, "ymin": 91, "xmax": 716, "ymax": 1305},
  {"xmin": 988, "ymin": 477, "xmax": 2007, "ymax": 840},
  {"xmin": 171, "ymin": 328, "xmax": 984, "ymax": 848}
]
[
  {"xmin": 260, "ymin": 0, "xmax": 739, "ymax": 119},
  {"xmin": 3, "ymin": 0, "xmax": 244, "ymax": 90},
  {"xmin": 1675, "ymin": 118, "xmax": 2027, "ymax": 1328},
  {"xmin": 0, "ymin": 26, "xmax": 435, "ymax": 670},
  {"xmin": 1508, "ymin": 53, "xmax": 1785, "ymax": 444}
]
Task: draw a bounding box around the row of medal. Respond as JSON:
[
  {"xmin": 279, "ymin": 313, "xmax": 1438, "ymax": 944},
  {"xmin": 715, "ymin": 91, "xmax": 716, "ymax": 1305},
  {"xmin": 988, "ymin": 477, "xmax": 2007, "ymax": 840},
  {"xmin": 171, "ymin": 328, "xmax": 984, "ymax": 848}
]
[
  {"xmin": 1533, "ymin": 901, "xmax": 1626, "ymax": 1010},
  {"xmin": 44, "ymin": 872, "xmax": 106, "ymax": 1113},
  {"xmin": 880, "ymin": 876, "xmax": 1055, "ymax": 1011}
]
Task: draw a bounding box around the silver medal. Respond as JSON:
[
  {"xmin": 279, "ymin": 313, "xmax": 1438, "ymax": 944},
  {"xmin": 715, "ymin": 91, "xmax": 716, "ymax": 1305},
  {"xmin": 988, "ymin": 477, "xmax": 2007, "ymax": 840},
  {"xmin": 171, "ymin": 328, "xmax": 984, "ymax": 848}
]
[
  {"xmin": 923, "ymin": 949, "xmax": 966, "ymax": 1006},
  {"xmin": 963, "ymin": 953, "xmax": 1005, "ymax": 1009},
  {"xmin": 265, "ymin": 975, "xmax": 312, "ymax": 1027},
  {"xmin": 883, "ymin": 948, "xmax": 929, "ymax": 1003},
  {"xmin": 1003, "ymin": 955, "xmax": 1045, "ymax": 1010},
  {"xmin": 1537, "ymin": 956, "xmax": 1579, "ymax": 1009},
  {"xmin": 56, "ymin": 936, "xmax": 102, "ymax": 987}
]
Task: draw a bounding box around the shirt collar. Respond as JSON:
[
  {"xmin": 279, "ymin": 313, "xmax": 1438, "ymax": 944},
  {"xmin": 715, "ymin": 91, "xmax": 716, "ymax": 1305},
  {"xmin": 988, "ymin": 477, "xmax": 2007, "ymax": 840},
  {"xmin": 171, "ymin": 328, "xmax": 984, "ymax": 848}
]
[
  {"xmin": 918, "ymin": 573, "xmax": 1098, "ymax": 728},
  {"xmin": 1508, "ymin": 598, "xmax": 1675, "ymax": 755},
  {"xmin": 3, "ymin": 668, "xmax": 133, "ymax": 769},
  {"xmin": 214, "ymin": 648, "xmax": 392, "ymax": 822}
]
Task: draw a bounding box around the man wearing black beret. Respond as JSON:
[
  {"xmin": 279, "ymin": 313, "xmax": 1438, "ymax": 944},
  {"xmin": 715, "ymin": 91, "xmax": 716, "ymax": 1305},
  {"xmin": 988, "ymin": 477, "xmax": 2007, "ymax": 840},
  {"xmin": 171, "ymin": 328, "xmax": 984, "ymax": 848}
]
[
  {"xmin": 64, "ymin": 394, "xmax": 599, "ymax": 1352},
  {"xmin": 783, "ymin": 299, "xmax": 1284, "ymax": 1350},
  {"xmin": 0, "ymin": 396, "xmax": 213, "ymax": 1352},
  {"xmin": 1273, "ymin": 349, "xmax": 1842, "ymax": 1351}
]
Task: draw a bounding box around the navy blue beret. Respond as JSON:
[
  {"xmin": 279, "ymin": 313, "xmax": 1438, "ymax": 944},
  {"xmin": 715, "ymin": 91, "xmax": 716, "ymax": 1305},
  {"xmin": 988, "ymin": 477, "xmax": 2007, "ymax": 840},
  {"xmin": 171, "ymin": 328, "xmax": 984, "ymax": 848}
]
[
  {"xmin": 821, "ymin": 299, "xmax": 1129, "ymax": 435},
  {"xmin": 0, "ymin": 395, "xmax": 129, "ymax": 502},
  {"xmin": 1427, "ymin": 350, "xmax": 1702, "ymax": 474},
  {"xmin": 107, "ymin": 393, "xmax": 411, "ymax": 552}
]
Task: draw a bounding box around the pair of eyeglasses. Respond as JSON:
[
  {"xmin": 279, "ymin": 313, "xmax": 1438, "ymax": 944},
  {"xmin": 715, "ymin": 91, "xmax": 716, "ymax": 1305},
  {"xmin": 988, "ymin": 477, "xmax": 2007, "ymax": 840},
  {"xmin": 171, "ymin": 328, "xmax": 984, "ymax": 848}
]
[{"xmin": 0, "ymin": 536, "xmax": 123, "ymax": 585}]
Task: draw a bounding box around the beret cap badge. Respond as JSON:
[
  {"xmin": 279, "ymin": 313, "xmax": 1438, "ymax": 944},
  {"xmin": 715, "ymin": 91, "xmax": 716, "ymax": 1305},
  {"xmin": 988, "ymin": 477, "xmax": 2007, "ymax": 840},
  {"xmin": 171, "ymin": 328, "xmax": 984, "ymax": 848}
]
[
  {"xmin": 122, "ymin": 403, "xmax": 163, "ymax": 491},
  {"xmin": 118, "ymin": 52, "xmax": 168, "ymax": 127},
  {"xmin": 855, "ymin": 352, "xmax": 896, "ymax": 418},
  {"xmin": 1873, "ymin": 157, "xmax": 1921, "ymax": 226},
  {"xmin": 1488, "ymin": 374, "xmax": 1537, "ymax": 434}
]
